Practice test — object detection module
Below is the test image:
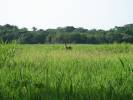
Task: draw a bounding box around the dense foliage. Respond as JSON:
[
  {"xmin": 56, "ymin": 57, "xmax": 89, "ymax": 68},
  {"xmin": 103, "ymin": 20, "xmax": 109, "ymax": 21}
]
[{"xmin": 0, "ymin": 24, "xmax": 133, "ymax": 44}]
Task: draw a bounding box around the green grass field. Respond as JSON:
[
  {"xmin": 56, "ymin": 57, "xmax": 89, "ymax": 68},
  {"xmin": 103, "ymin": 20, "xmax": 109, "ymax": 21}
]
[{"xmin": 0, "ymin": 43, "xmax": 133, "ymax": 100}]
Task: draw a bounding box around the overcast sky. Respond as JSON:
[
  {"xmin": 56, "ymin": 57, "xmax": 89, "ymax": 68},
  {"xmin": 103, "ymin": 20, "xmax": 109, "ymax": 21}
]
[{"xmin": 0, "ymin": 0, "xmax": 133, "ymax": 30}]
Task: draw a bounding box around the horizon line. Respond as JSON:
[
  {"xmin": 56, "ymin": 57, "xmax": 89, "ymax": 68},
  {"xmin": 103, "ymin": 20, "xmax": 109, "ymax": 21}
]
[{"xmin": 0, "ymin": 23, "xmax": 133, "ymax": 31}]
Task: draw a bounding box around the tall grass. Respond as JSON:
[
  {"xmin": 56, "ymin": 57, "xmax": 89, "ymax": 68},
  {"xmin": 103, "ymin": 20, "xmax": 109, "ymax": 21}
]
[{"xmin": 0, "ymin": 43, "xmax": 133, "ymax": 100}]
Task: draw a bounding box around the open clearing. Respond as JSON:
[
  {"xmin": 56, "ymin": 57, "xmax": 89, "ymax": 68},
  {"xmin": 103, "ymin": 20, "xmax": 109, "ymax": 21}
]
[{"xmin": 0, "ymin": 44, "xmax": 133, "ymax": 100}]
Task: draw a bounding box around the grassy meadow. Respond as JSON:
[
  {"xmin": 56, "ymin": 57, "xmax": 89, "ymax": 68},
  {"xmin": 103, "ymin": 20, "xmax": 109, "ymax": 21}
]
[{"xmin": 0, "ymin": 43, "xmax": 133, "ymax": 100}]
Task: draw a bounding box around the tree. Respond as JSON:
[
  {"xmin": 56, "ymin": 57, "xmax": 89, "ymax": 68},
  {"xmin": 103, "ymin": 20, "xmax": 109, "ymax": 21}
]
[
  {"xmin": 32, "ymin": 27, "xmax": 37, "ymax": 31},
  {"xmin": 0, "ymin": 24, "xmax": 133, "ymax": 44}
]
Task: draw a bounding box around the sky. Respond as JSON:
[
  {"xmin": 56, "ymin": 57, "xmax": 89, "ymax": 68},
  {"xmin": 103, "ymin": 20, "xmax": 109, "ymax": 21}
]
[{"xmin": 0, "ymin": 0, "xmax": 133, "ymax": 30}]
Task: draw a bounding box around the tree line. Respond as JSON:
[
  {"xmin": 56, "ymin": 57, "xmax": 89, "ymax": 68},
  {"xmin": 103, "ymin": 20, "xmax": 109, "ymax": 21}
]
[{"xmin": 0, "ymin": 24, "xmax": 133, "ymax": 44}]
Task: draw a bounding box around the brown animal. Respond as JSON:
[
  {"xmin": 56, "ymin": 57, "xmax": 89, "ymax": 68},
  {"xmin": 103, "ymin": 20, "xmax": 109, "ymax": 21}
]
[{"xmin": 64, "ymin": 42, "xmax": 72, "ymax": 50}]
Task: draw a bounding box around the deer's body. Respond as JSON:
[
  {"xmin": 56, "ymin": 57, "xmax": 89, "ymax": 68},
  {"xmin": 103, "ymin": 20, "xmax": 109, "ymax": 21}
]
[{"xmin": 65, "ymin": 42, "xmax": 72, "ymax": 50}]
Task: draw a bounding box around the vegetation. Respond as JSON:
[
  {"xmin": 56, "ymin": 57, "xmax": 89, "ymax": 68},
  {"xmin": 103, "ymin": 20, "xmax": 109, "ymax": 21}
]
[
  {"xmin": 0, "ymin": 43, "xmax": 133, "ymax": 100},
  {"xmin": 0, "ymin": 24, "xmax": 133, "ymax": 44}
]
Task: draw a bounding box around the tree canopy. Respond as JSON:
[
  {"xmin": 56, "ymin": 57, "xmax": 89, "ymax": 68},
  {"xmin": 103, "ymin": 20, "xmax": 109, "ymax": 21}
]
[{"xmin": 0, "ymin": 24, "xmax": 133, "ymax": 44}]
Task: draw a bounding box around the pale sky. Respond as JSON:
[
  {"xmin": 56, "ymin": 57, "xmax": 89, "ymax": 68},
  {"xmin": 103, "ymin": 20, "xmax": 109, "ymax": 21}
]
[{"xmin": 0, "ymin": 0, "xmax": 133, "ymax": 30}]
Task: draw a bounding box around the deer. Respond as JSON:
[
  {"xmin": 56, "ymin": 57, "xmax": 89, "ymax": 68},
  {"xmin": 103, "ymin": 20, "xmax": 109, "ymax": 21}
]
[{"xmin": 64, "ymin": 42, "xmax": 72, "ymax": 50}]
